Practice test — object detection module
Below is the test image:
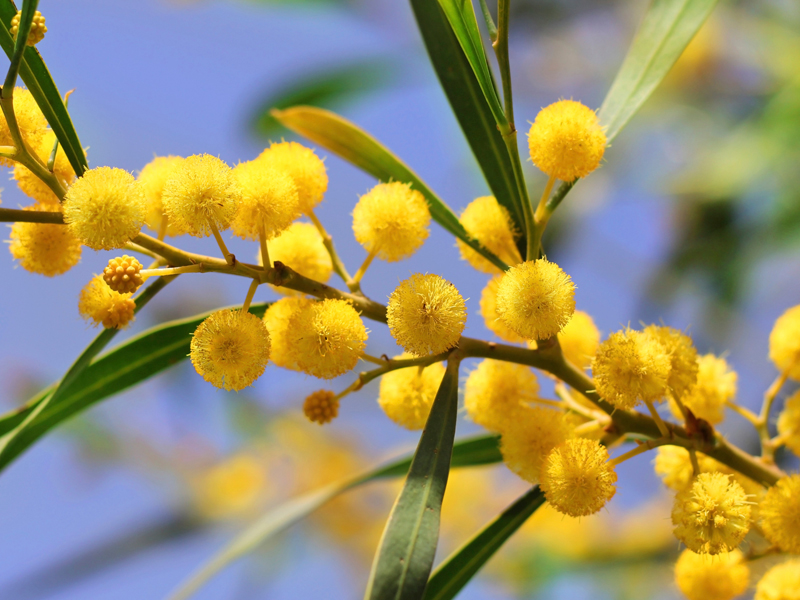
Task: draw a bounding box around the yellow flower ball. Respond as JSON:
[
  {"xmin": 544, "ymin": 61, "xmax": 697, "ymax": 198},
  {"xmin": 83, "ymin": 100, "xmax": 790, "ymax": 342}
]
[
  {"xmin": 378, "ymin": 356, "xmax": 445, "ymax": 430},
  {"xmin": 231, "ymin": 161, "xmax": 301, "ymax": 241},
  {"xmin": 495, "ymin": 259, "xmax": 576, "ymax": 341},
  {"xmin": 592, "ymin": 328, "xmax": 671, "ymax": 409},
  {"xmin": 193, "ymin": 454, "xmax": 267, "ymax": 520},
  {"xmin": 286, "ymin": 299, "xmax": 368, "ymax": 379},
  {"xmin": 674, "ymin": 549, "xmax": 750, "ymax": 600},
  {"xmin": 527, "ymin": 99, "xmax": 606, "ymax": 182},
  {"xmin": 262, "ymin": 296, "xmax": 315, "ymax": 371},
  {"xmin": 0, "ymin": 88, "xmax": 46, "ymax": 166},
  {"xmin": 303, "ymin": 390, "xmax": 339, "ymax": 425},
  {"xmin": 8, "ymin": 204, "xmax": 82, "ymax": 276},
  {"xmin": 63, "ymin": 167, "xmax": 147, "ymax": 251},
  {"xmin": 672, "ymin": 472, "xmax": 751, "ymax": 555},
  {"xmin": 654, "ymin": 446, "xmax": 719, "ymax": 492},
  {"xmin": 14, "ymin": 131, "xmax": 77, "ymax": 205},
  {"xmin": 644, "ymin": 325, "xmax": 699, "ymax": 399},
  {"xmin": 256, "ymin": 141, "xmax": 328, "ymax": 214},
  {"xmin": 464, "ymin": 359, "xmax": 540, "ymax": 432},
  {"xmin": 137, "ymin": 155, "xmax": 186, "ymax": 237},
  {"xmin": 190, "ymin": 309, "xmax": 271, "ymax": 391},
  {"xmin": 161, "ymin": 154, "xmax": 241, "ymax": 237},
  {"xmin": 387, "ymin": 273, "xmax": 466, "ymax": 356},
  {"xmin": 540, "ymin": 438, "xmax": 617, "ymax": 517},
  {"xmin": 500, "ymin": 407, "xmax": 572, "ymax": 484},
  {"xmin": 352, "ymin": 182, "xmax": 430, "ymax": 262},
  {"xmin": 456, "ymin": 196, "xmax": 521, "ymax": 273},
  {"xmin": 777, "ymin": 389, "xmax": 800, "ymax": 456},
  {"xmin": 759, "ymin": 474, "xmax": 800, "ymax": 554},
  {"xmin": 264, "ymin": 222, "xmax": 332, "ymax": 294},
  {"xmin": 769, "ymin": 305, "xmax": 800, "ymax": 380},
  {"xmin": 529, "ymin": 309, "xmax": 600, "ymax": 370},
  {"xmin": 10, "ymin": 10, "xmax": 47, "ymax": 46},
  {"xmin": 755, "ymin": 560, "xmax": 800, "ymax": 600},
  {"xmin": 670, "ymin": 354, "xmax": 737, "ymax": 425},
  {"xmin": 480, "ymin": 275, "xmax": 527, "ymax": 343},
  {"xmin": 78, "ymin": 275, "xmax": 136, "ymax": 329},
  {"xmin": 102, "ymin": 255, "xmax": 145, "ymax": 294}
]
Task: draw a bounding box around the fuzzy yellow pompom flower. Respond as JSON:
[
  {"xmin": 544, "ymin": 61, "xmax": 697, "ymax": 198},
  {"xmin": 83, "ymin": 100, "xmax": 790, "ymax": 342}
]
[
  {"xmin": 759, "ymin": 474, "xmax": 800, "ymax": 553},
  {"xmin": 190, "ymin": 309, "xmax": 271, "ymax": 391},
  {"xmin": 527, "ymin": 99, "xmax": 606, "ymax": 182},
  {"xmin": 769, "ymin": 305, "xmax": 800, "ymax": 380},
  {"xmin": 78, "ymin": 275, "xmax": 136, "ymax": 329},
  {"xmin": 352, "ymin": 182, "xmax": 430, "ymax": 262},
  {"xmin": 103, "ymin": 255, "xmax": 144, "ymax": 294},
  {"xmin": 286, "ymin": 299, "xmax": 368, "ymax": 379},
  {"xmin": 378, "ymin": 357, "xmax": 445, "ymax": 430},
  {"xmin": 8, "ymin": 204, "xmax": 82, "ymax": 276},
  {"xmin": 256, "ymin": 141, "xmax": 328, "ymax": 214},
  {"xmin": 480, "ymin": 275, "xmax": 526, "ymax": 343},
  {"xmin": 262, "ymin": 297, "xmax": 314, "ymax": 371},
  {"xmin": 592, "ymin": 328, "xmax": 671, "ymax": 409},
  {"xmin": 14, "ymin": 131, "xmax": 77, "ymax": 205},
  {"xmin": 193, "ymin": 454, "xmax": 267, "ymax": 520},
  {"xmin": 231, "ymin": 161, "xmax": 301, "ymax": 241},
  {"xmin": 755, "ymin": 560, "xmax": 800, "ymax": 600},
  {"xmin": 10, "ymin": 10, "xmax": 47, "ymax": 46},
  {"xmin": 500, "ymin": 407, "xmax": 572, "ymax": 484},
  {"xmin": 644, "ymin": 325, "xmax": 699, "ymax": 399},
  {"xmin": 540, "ymin": 438, "xmax": 617, "ymax": 517},
  {"xmin": 137, "ymin": 155, "xmax": 186, "ymax": 237},
  {"xmin": 674, "ymin": 549, "xmax": 750, "ymax": 600},
  {"xmin": 530, "ymin": 309, "xmax": 601, "ymax": 370},
  {"xmin": 0, "ymin": 88, "xmax": 46, "ymax": 166},
  {"xmin": 63, "ymin": 167, "xmax": 147, "ymax": 251},
  {"xmin": 264, "ymin": 222, "xmax": 333, "ymax": 293},
  {"xmin": 670, "ymin": 354, "xmax": 737, "ymax": 424},
  {"xmin": 654, "ymin": 446, "xmax": 721, "ymax": 492},
  {"xmin": 303, "ymin": 390, "xmax": 339, "ymax": 425},
  {"xmin": 464, "ymin": 360, "xmax": 540, "ymax": 432},
  {"xmin": 387, "ymin": 273, "xmax": 466, "ymax": 356},
  {"xmin": 672, "ymin": 472, "xmax": 751, "ymax": 554},
  {"xmin": 161, "ymin": 154, "xmax": 241, "ymax": 238},
  {"xmin": 777, "ymin": 390, "xmax": 800, "ymax": 456},
  {"xmin": 456, "ymin": 196, "xmax": 522, "ymax": 273},
  {"xmin": 495, "ymin": 259, "xmax": 576, "ymax": 341}
]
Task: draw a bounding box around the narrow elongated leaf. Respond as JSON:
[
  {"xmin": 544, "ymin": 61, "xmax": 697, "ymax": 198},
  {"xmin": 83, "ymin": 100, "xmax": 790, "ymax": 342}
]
[
  {"xmin": 598, "ymin": 0, "xmax": 719, "ymax": 142},
  {"xmin": 169, "ymin": 433, "xmax": 500, "ymax": 600},
  {"xmin": 0, "ymin": 300, "xmax": 268, "ymax": 470},
  {"xmin": 410, "ymin": 0, "xmax": 524, "ymax": 248},
  {"xmin": 0, "ymin": 1, "xmax": 88, "ymax": 175},
  {"xmin": 272, "ymin": 106, "xmax": 508, "ymax": 271},
  {"xmin": 423, "ymin": 486, "xmax": 545, "ymax": 600},
  {"xmin": 364, "ymin": 358, "xmax": 461, "ymax": 600}
]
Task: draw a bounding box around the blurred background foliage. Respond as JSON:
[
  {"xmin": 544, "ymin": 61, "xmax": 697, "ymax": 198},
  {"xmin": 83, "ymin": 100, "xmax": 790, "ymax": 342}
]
[{"xmin": 2, "ymin": 0, "xmax": 800, "ymax": 599}]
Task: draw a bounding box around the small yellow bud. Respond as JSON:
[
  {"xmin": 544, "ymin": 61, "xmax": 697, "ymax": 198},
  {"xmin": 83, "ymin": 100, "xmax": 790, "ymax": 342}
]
[
  {"xmin": 495, "ymin": 259, "xmax": 576, "ymax": 340},
  {"xmin": 759, "ymin": 474, "xmax": 800, "ymax": 554},
  {"xmin": 754, "ymin": 560, "xmax": 800, "ymax": 600},
  {"xmin": 456, "ymin": 196, "xmax": 521, "ymax": 273},
  {"xmin": 500, "ymin": 407, "xmax": 572, "ymax": 484},
  {"xmin": 103, "ymin": 255, "xmax": 144, "ymax": 294},
  {"xmin": 378, "ymin": 356, "xmax": 445, "ymax": 430},
  {"xmin": 527, "ymin": 99, "xmax": 606, "ymax": 182},
  {"xmin": 14, "ymin": 131, "xmax": 77, "ymax": 205},
  {"xmin": 10, "ymin": 10, "xmax": 47, "ymax": 46},
  {"xmin": 256, "ymin": 141, "xmax": 328, "ymax": 214},
  {"xmin": 137, "ymin": 155, "xmax": 186, "ymax": 237},
  {"xmin": 777, "ymin": 389, "xmax": 800, "ymax": 456},
  {"xmin": 674, "ymin": 549, "xmax": 749, "ymax": 600},
  {"xmin": 231, "ymin": 162, "xmax": 301, "ymax": 241},
  {"xmin": 540, "ymin": 438, "xmax": 617, "ymax": 517},
  {"xmin": 464, "ymin": 359, "xmax": 540, "ymax": 432},
  {"xmin": 303, "ymin": 390, "xmax": 339, "ymax": 425},
  {"xmin": 352, "ymin": 182, "xmax": 430, "ymax": 262},
  {"xmin": 387, "ymin": 273, "xmax": 466, "ymax": 356},
  {"xmin": 672, "ymin": 472, "xmax": 751, "ymax": 555},
  {"xmin": 8, "ymin": 204, "xmax": 82, "ymax": 277},
  {"xmin": 190, "ymin": 309, "xmax": 271, "ymax": 391},
  {"xmin": 63, "ymin": 167, "xmax": 147, "ymax": 251},
  {"xmin": 769, "ymin": 304, "xmax": 800, "ymax": 380},
  {"xmin": 0, "ymin": 88, "xmax": 47, "ymax": 167},
  {"xmin": 263, "ymin": 222, "xmax": 333, "ymax": 293},
  {"xmin": 78, "ymin": 275, "xmax": 136, "ymax": 329},
  {"xmin": 262, "ymin": 297, "xmax": 314, "ymax": 371}
]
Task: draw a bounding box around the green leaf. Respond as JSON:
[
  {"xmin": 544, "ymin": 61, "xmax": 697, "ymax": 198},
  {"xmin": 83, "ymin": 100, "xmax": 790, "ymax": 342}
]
[
  {"xmin": 423, "ymin": 486, "xmax": 545, "ymax": 600},
  {"xmin": 598, "ymin": 0, "xmax": 719, "ymax": 142},
  {"xmin": 0, "ymin": 1, "xmax": 88, "ymax": 175},
  {"xmin": 410, "ymin": 0, "xmax": 525, "ymax": 251},
  {"xmin": 364, "ymin": 358, "xmax": 461, "ymax": 600},
  {"xmin": 0, "ymin": 297, "xmax": 265, "ymax": 471},
  {"xmin": 168, "ymin": 432, "xmax": 500, "ymax": 600},
  {"xmin": 272, "ymin": 105, "xmax": 508, "ymax": 271}
]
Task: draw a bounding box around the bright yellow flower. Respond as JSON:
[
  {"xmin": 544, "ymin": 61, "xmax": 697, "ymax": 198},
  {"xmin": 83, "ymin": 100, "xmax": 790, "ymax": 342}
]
[
  {"xmin": 670, "ymin": 354, "xmax": 737, "ymax": 424},
  {"xmin": 777, "ymin": 389, "xmax": 800, "ymax": 456},
  {"xmin": 464, "ymin": 359, "xmax": 540, "ymax": 432},
  {"xmin": 759, "ymin": 474, "xmax": 800, "ymax": 554},
  {"xmin": 137, "ymin": 155, "xmax": 186, "ymax": 236},
  {"xmin": 231, "ymin": 161, "xmax": 300, "ymax": 240},
  {"xmin": 755, "ymin": 560, "xmax": 800, "ymax": 600},
  {"xmin": 530, "ymin": 309, "xmax": 600, "ymax": 370},
  {"xmin": 644, "ymin": 324, "xmax": 698, "ymax": 399},
  {"xmin": 78, "ymin": 275, "xmax": 136, "ymax": 329},
  {"xmin": 262, "ymin": 297, "xmax": 315, "ymax": 371},
  {"xmin": 0, "ymin": 88, "xmax": 46, "ymax": 166},
  {"xmin": 102, "ymin": 255, "xmax": 144, "ymax": 294},
  {"xmin": 264, "ymin": 222, "xmax": 332, "ymax": 293},
  {"xmin": 456, "ymin": 196, "xmax": 521, "ymax": 273},
  {"xmin": 500, "ymin": 407, "xmax": 572, "ymax": 484},
  {"xmin": 769, "ymin": 304, "xmax": 800, "ymax": 380},
  {"xmin": 480, "ymin": 275, "xmax": 527, "ymax": 343},
  {"xmin": 193, "ymin": 454, "xmax": 267, "ymax": 520},
  {"xmin": 674, "ymin": 549, "xmax": 749, "ymax": 600},
  {"xmin": 14, "ymin": 131, "xmax": 76, "ymax": 205},
  {"xmin": 378, "ymin": 357, "xmax": 445, "ymax": 430},
  {"xmin": 8, "ymin": 204, "xmax": 82, "ymax": 276},
  {"xmin": 256, "ymin": 141, "xmax": 328, "ymax": 214}
]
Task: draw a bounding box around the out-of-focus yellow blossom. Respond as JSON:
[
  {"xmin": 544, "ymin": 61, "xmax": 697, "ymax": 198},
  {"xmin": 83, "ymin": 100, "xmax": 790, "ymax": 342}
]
[
  {"xmin": 769, "ymin": 304, "xmax": 800, "ymax": 380},
  {"xmin": 78, "ymin": 275, "xmax": 136, "ymax": 329},
  {"xmin": 262, "ymin": 296, "xmax": 314, "ymax": 371},
  {"xmin": 777, "ymin": 389, "xmax": 800, "ymax": 456},
  {"xmin": 674, "ymin": 549, "xmax": 749, "ymax": 600},
  {"xmin": 378, "ymin": 357, "xmax": 445, "ymax": 430},
  {"xmin": 500, "ymin": 407, "xmax": 572, "ymax": 484},
  {"xmin": 137, "ymin": 155, "xmax": 186, "ymax": 236},
  {"xmin": 193, "ymin": 454, "xmax": 268, "ymax": 520},
  {"xmin": 0, "ymin": 87, "xmax": 47, "ymax": 166},
  {"xmin": 464, "ymin": 360, "xmax": 540, "ymax": 432},
  {"xmin": 529, "ymin": 309, "xmax": 600, "ymax": 370},
  {"xmin": 8, "ymin": 204, "xmax": 81, "ymax": 276},
  {"xmin": 456, "ymin": 196, "xmax": 522, "ymax": 273},
  {"xmin": 256, "ymin": 141, "xmax": 327, "ymax": 214},
  {"xmin": 754, "ymin": 560, "xmax": 800, "ymax": 600},
  {"xmin": 759, "ymin": 474, "xmax": 800, "ymax": 554},
  {"xmin": 669, "ymin": 354, "xmax": 737, "ymax": 424},
  {"xmin": 14, "ymin": 131, "xmax": 76, "ymax": 205},
  {"xmin": 644, "ymin": 324, "xmax": 699, "ymax": 400},
  {"xmin": 480, "ymin": 275, "xmax": 526, "ymax": 343},
  {"xmin": 264, "ymin": 222, "xmax": 332, "ymax": 294}
]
